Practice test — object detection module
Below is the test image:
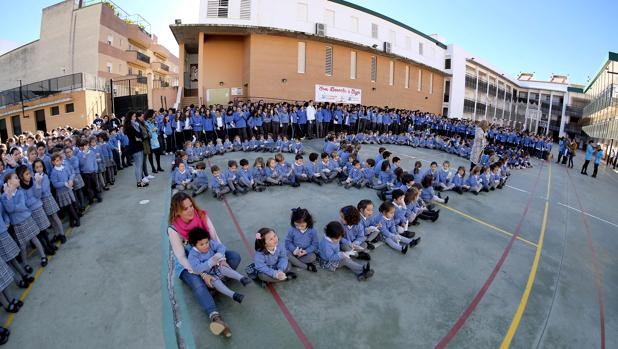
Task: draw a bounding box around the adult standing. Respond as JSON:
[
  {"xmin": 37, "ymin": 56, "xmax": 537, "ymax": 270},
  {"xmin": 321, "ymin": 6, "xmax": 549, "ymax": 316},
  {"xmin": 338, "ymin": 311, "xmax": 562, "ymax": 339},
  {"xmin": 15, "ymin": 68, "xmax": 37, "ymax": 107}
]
[
  {"xmin": 592, "ymin": 145, "xmax": 604, "ymax": 178},
  {"xmin": 581, "ymin": 140, "xmax": 595, "ymax": 175},
  {"xmin": 122, "ymin": 111, "xmax": 148, "ymax": 188},
  {"xmin": 567, "ymin": 137, "xmax": 578, "ymax": 168},
  {"xmin": 306, "ymin": 100, "xmax": 316, "ymax": 139},
  {"xmin": 137, "ymin": 112, "xmax": 154, "ymax": 182},
  {"xmin": 167, "ymin": 192, "xmax": 241, "ymax": 337},
  {"xmin": 470, "ymin": 120, "xmax": 489, "ymax": 171},
  {"xmin": 144, "ymin": 109, "xmax": 164, "ymax": 173}
]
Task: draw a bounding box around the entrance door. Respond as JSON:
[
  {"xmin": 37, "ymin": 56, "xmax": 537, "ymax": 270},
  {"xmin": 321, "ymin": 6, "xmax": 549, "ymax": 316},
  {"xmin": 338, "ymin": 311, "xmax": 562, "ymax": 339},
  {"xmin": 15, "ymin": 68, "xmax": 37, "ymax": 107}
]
[
  {"xmin": 0, "ymin": 119, "xmax": 7, "ymax": 142},
  {"xmin": 207, "ymin": 88, "xmax": 230, "ymax": 105},
  {"xmin": 11, "ymin": 115, "xmax": 21, "ymax": 136},
  {"xmin": 35, "ymin": 109, "xmax": 47, "ymax": 132}
]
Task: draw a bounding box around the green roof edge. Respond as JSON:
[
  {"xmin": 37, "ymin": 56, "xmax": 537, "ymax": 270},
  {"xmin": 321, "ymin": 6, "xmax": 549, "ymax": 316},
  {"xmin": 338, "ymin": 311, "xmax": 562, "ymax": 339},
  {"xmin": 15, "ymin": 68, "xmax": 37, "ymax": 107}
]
[{"xmin": 583, "ymin": 51, "xmax": 618, "ymax": 93}]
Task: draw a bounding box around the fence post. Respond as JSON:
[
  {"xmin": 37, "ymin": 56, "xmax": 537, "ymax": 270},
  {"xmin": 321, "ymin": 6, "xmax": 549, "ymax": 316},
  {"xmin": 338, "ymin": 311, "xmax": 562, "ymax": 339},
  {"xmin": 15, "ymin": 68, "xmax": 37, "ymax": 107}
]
[{"xmin": 110, "ymin": 79, "xmax": 115, "ymax": 114}]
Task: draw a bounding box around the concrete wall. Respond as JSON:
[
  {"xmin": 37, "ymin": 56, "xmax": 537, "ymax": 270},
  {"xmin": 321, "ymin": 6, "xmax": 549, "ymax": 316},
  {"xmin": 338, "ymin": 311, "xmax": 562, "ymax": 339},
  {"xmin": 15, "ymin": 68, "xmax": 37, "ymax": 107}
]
[
  {"xmin": 202, "ymin": 35, "xmax": 246, "ymax": 100},
  {"xmin": 152, "ymin": 87, "xmax": 179, "ymax": 110},
  {"xmin": 0, "ymin": 41, "xmax": 40, "ymax": 90}
]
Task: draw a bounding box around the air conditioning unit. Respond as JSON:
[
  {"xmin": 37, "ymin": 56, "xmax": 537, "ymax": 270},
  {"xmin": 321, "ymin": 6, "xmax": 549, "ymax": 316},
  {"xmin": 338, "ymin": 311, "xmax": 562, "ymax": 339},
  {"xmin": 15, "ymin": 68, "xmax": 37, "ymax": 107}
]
[
  {"xmin": 383, "ymin": 42, "xmax": 392, "ymax": 53},
  {"xmin": 315, "ymin": 23, "xmax": 326, "ymax": 37}
]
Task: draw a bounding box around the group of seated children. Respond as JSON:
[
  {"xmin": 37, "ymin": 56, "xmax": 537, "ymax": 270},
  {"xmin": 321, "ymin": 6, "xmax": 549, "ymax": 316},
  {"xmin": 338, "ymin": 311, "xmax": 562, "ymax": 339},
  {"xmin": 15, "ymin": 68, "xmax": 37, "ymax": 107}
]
[
  {"xmin": 329, "ymin": 130, "xmax": 532, "ymax": 170},
  {"xmin": 182, "ymin": 134, "xmax": 305, "ymax": 163}
]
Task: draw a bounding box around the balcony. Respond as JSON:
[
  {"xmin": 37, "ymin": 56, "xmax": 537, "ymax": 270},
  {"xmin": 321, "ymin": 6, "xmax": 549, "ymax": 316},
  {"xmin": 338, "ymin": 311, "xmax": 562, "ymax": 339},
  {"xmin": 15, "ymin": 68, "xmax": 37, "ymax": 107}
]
[
  {"xmin": 151, "ymin": 43, "xmax": 169, "ymax": 60},
  {"xmin": 126, "ymin": 50, "xmax": 150, "ymax": 68},
  {"xmin": 151, "ymin": 61, "xmax": 170, "ymax": 75}
]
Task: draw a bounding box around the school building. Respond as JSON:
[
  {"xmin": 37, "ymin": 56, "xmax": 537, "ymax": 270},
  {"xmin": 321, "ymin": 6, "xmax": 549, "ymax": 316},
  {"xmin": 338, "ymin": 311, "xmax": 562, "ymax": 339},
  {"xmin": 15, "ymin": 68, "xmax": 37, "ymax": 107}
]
[
  {"xmin": 0, "ymin": 0, "xmax": 180, "ymax": 139},
  {"xmin": 169, "ymin": 0, "xmax": 613, "ymax": 141}
]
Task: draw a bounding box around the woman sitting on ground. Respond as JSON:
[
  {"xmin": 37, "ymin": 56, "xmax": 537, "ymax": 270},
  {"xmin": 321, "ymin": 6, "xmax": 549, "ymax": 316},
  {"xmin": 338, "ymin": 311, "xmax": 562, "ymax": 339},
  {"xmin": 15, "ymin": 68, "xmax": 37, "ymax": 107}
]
[{"xmin": 167, "ymin": 192, "xmax": 242, "ymax": 338}]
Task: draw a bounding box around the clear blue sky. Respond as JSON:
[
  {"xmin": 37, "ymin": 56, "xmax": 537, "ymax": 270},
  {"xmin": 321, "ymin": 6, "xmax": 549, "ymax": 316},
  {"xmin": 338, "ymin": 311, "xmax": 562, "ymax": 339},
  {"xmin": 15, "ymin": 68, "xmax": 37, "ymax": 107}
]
[{"xmin": 1, "ymin": 0, "xmax": 615, "ymax": 85}]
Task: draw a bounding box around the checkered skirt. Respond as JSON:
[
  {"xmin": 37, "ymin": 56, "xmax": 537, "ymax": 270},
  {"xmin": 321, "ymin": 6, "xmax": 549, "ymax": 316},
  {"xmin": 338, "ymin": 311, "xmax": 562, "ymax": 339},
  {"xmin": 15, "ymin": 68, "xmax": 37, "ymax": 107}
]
[
  {"xmin": 41, "ymin": 195, "xmax": 60, "ymax": 215},
  {"xmin": 55, "ymin": 189, "xmax": 76, "ymax": 207},
  {"xmin": 0, "ymin": 259, "xmax": 14, "ymax": 291},
  {"xmin": 0, "ymin": 231, "xmax": 20, "ymax": 262},
  {"xmin": 73, "ymin": 174, "xmax": 85, "ymax": 190},
  {"xmin": 13, "ymin": 217, "xmax": 39, "ymax": 246},
  {"xmin": 31, "ymin": 207, "xmax": 51, "ymax": 231}
]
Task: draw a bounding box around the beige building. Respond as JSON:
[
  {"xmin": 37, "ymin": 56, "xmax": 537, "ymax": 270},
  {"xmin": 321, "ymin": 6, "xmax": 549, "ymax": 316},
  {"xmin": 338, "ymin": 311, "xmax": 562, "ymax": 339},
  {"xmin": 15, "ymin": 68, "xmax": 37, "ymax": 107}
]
[{"xmin": 0, "ymin": 0, "xmax": 179, "ymax": 138}]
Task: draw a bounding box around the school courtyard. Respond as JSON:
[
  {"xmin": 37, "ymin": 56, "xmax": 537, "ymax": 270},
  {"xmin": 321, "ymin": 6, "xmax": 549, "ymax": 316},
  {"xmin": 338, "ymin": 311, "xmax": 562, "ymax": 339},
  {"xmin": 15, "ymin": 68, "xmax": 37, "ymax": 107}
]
[{"xmin": 1, "ymin": 140, "xmax": 616, "ymax": 349}]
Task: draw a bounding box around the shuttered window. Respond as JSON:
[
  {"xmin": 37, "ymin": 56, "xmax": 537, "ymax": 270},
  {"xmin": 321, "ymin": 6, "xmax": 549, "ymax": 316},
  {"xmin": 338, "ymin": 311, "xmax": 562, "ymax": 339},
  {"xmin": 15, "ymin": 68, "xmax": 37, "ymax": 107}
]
[
  {"xmin": 370, "ymin": 56, "xmax": 377, "ymax": 82},
  {"xmin": 405, "ymin": 65, "xmax": 410, "ymax": 89},
  {"xmin": 350, "ymin": 51, "xmax": 357, "ymax": 79},
  {"xmin": 298, "ymin": 42, "xmax": 306, "ymax": 74},
  {"xmin": 207, "ymin": 0, "xmax": 229, "ymax": 18},
  {"xmin": 389, "ymin": 61, "xmax": 394, "ymax": 86},
  {"xmin": 240, "ymin": 0, "xmax": 251, "ymax": 20},
  {"xmin": 325, "ymin": 46, "xmax": 333, "ymax": 76}
]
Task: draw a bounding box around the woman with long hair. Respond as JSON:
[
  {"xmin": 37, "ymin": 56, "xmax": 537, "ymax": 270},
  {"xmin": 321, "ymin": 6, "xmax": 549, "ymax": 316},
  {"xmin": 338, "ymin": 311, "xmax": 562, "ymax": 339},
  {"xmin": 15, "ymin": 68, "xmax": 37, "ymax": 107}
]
[{"xmin": 122, "ymin": 111, "xmax": 148, "ymax": 188}]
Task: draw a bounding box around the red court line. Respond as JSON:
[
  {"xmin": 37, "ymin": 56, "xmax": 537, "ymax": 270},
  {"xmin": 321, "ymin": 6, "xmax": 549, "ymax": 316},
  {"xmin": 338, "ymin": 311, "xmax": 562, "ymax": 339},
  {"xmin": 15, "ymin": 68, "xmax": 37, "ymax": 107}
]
[
  {"xmin": 220, "ymin": 197, "xmax": 314, "ymax": 349},
  {"xmin": 565, "ymin": 169, "xmax": 606, "ymax": 349},
  {"xmin": 435, "ymin": 163, "xmax": 546, "ymax": 349},
  {"xmin": 206, "ymin": 156, "xmax": 313, "ymax": 349}
]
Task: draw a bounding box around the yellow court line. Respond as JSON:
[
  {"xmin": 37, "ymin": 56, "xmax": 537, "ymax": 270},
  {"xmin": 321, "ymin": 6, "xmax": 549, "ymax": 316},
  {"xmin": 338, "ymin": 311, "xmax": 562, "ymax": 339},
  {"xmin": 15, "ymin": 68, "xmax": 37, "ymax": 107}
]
[
  {"xmin": 4, "ymin": 227, "xmax": 74, "ymax": 329},
  {"xmin": 435, "ymin": 203, "xmax": 538, "ymax": 248},
  {"xmin": 500, "ymin": 163, "xmax": 552, "ymax": 348}
]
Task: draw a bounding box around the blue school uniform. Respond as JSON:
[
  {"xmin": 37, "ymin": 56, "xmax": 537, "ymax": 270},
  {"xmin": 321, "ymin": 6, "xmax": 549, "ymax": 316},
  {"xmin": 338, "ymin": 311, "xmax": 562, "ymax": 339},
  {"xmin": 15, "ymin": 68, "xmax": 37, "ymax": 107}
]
[
  {"xmin": 348, "ymin": 167, "xmax": 363, "ymax": 183},
  {"xmin": 1, "ymin": 189, "xmax": 31, "ymax": 225},
  {"xmin": 174, "ymin": 169, "xmax": 192, "ymax": 186},
  {"xmin": 285, "ymin": 227, "xmax": 319, "ymax": 254},
  {"xmin": 79, "ymin": 149, "xmax": 98, "ymax": 174},
  {"xmin": 211, "ymin": 174, "xmax": 228, "ymax": 191},
  {"xmin": 453, "ymin": 174, "xmax": 466, "ymax": 188},
  {"xmin": 467, "ymin": 175, "xmax": 480, "ymax": 188},
  {"xmin": 378, "ymin": 215, "xmax": 398, "ymax": 241},
  {"xmin": 420, "ymin": 187, "xmax": 436, "ymax": 203},
  {"xmin": 187, "ymin": 240, "xmax": 227, "ymax": 274},
  {"xmin": 251, "ymin": 166, "xmax": 266, "ymax": 182},
  {"xmin": 255, "ymin": 243, "xmax": 288, "ymax": 277},
  {"xmin": 342, "ymin": 224, "xmax": 365, "ymax": 247},
  {"xmin": 194, "ymin": 171, "xmax": 209, "ymax": 187},
  {"xmin": 317, "ymin": 237, "xmax": 344, "ymax": 271}
]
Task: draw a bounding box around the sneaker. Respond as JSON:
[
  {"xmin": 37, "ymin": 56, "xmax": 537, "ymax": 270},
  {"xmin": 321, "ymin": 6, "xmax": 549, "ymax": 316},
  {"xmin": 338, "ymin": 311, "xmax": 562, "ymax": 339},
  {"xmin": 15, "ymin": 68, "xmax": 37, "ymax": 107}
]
[
  {"xmin": 355, "ymin": 251, "xmax": 371, "ymax": 261},
  {"xmin": 410, "ymin": 237, "xmax": 421, "ymax": 247},
  {"xmin": 401, "ymin": 231, "xmax": 416, "ymax": 239},
  {"xmin": 444, "ymin": 196, "xmax": 449, "ymax": 205},
  {"xmin": 147, "ymin": 175, "xmax": 155, "ymax": 179},
  {"xmin": 240, "ymin": 277, "xmax": 251, "ymax": 286},
  {"xmin": 401, "ymin": 244, "xmax": 409, "ymax": 255},
  {"xmin": 285, "ymin": 272, "xmax": 297, "ymax": 280},
  {"xmin": 364, "ymin": 268, "xmax": 375, "ymax": 279},
  {"xmin": 306, "ymin": 263, "xmax": 318, "ymax": 273},
  {"xmin": 141, "ymin": 177, "xmax": 150, "ymax": 183}
]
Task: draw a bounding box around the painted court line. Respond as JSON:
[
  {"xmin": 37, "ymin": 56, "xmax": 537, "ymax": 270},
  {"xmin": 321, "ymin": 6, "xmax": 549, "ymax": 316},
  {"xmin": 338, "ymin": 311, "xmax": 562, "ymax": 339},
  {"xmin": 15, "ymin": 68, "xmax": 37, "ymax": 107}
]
[
  {"xmin": 435, "ymin": 162, "xmax": 546, "ymax": 349},
  {"xmin": 565, "ymin": 169, "xmax": 606, "ymax": 349},
  {"xmin": 506, "ymin": 185, "xmax": 529, "ymax": 194},
  {"xmin": 500, "ymin": 164, "xmax": 552, "ymax": 348},
  {"xmin": 3, "ymin": 227, "xmax": 73, "ymax": 329},
  {"xmin": 435, "ymin": 203, "xmax": 537, "ymax": 248},
  {"xmin": 220, "ymin": 197, "xmax": 315, "ymax": 349},
  {"xmin": 556, "ymin": 202, "xmax": 618, "ymax": 229}
]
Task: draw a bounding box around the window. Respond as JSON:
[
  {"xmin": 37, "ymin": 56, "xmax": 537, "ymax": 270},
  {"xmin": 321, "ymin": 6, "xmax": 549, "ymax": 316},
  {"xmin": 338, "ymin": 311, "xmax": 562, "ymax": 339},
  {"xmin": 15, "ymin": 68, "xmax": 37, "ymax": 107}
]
[
  {"xmin": 350, "ymin": 51, "xmax": 357, "ymax": 79},
  {"xmin": 418, "ymin": 42, "xmax": 424, "ymax": 56},
  {"xmin": 325, "ymin": 46, "xmax": 333, "ymax": 76},
  {"xmin": 51, "ymin": 106, "xmax": 60, "ymax": 116},
  {"xmin": 128, "ymin": 67, "xmax": 133, "ymax": 75},
  {"xmin": 297, "ymin": 42, "xmax": 306, "ymax": 74},
  {"xmin": 405, "ymin": 65, "xmax": 410, "ymax": 89},
  {"xmin": 389, "ymin": 30, "xmax": 396, "ymax": 46},
  {"xmin": 417, "ymin": 69, "xmax": 422, "ymax": 91},
  {"xmin": 107, "ymin": 34, "xmax": 113, "ymax": 45},
  {"xmin": 65, "ymin": 103, "xmax": 74, "ymax": 113},
  {"xmin": 445, "ymin": 58, "xmax": 451, "ymax": 70},
  {"xmin": 11, "ymin": 115, "xmax": 21, "ymax": 136},
  {"xmin": 370, "ymin": 56, "xmax": 377, "ymax": 82},
  {"xmin": 444, "ymin": 80, "xmax": 451, "ymax": 102},
  {"xmin": 406, "ymin": 36, "xmax": 411, "ymax": 50},
  {"xmin": 371, "ymin": 23, "xmax": 378, "ymax": 39},
  {"xmin": 350, "ymin": 16, "xmax": 359, "ymax": 33},
  {"xmin": 297, "ymin": 2, "xmax": 308, "ymax": 22},
  {"xmin": 239, "ymin": 0, "xmax": 251, "ymax": 20},
  {"xmin": 207, "ymin": 0, "xmax": 229, "ymax": 18},
  {"xmin": 106, "ymin": 62, "xmax": 112, "ymax": 73},
  {"xmin": 138, "ymin": 70, "xmax": 143, "ymax": 76},
  {"xmin": 389, "ymin": 61, "xmax": 394, "ymax": 86},
  {"xmin": 429, "ymin": 72, "xmax": 433, "ymax": 94},
  {"xmin": 324, "ymin": 9, "xmax": 335, "ymax": 28}
]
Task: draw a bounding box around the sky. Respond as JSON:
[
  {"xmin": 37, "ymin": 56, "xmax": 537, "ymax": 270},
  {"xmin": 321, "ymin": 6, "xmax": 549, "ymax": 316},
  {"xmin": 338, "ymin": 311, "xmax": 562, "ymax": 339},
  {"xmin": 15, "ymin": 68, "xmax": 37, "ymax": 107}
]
[{"xmin": 0, "ymin": 0, "xmax": 616, "ymax": 85}]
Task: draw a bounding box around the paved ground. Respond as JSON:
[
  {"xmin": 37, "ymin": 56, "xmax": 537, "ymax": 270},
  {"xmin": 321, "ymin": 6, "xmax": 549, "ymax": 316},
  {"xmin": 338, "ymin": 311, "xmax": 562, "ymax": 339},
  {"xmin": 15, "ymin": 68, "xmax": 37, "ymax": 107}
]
[{"xmin": 4, "ymin": 140, "xmax": 617, "ymax": 349}]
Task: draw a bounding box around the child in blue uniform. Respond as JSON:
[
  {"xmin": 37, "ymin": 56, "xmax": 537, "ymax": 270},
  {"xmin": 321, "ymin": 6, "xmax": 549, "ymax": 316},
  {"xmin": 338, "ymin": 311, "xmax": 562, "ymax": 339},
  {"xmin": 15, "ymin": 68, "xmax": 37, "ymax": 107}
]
[
  {"xmin": 421, "ymin": 175, "xmax": 449, "ymax": 205},
  {"xmin": 317, "ymin": 221, "xmax": 374, "ymax": 281},
  {"xmin": 188, "ymin": 228, "xmax": 250, "ymax": 304},
  {"xmin": 452, "ymin": 166, "xmax": 470, "ymax": 194},
  {"xmin": 32, "ymin": 159, "xmax": 65, "ymax": 244},
  {"xmin": 210, "ymin": 165, "xmax": 230, "ymax": 200},
  {"xmin": 192, "ymin": 162, "xmax": 209, "ymax": 197},
  {"xmin": 378, "ymin": 202, "xmax": 420, "ymax": 254},
  {"xmin": 285, "ymin": 208, "xmax": 319, "ymax": 272},
  {"xmin": 467, "ymin": 166, "xmax": 482, "ymax": 195},
  {"xmin": 253, "ymin": 228, "xmax": 296, "ymax": 284},
  {"xmin": 173, "ymin": 162, "xmax": 193, "ymax": 193}
]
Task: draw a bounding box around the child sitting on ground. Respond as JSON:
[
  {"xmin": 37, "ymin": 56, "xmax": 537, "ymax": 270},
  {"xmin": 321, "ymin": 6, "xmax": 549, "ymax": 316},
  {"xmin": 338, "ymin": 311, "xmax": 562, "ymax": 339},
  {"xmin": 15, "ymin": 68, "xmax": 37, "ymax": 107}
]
[
  {"xmin": 253, "ymin": 228, "xmax": 297, "ymax": 284},
  {"xmin": 210, "ymin": 165, "xmax": 230, "ymax": 200},
  {"xmin": 192, "ymin": 162, "xmax": 209, "ymax": 197},
  {"xmin": 378, "ymin": 202, "xmax": 421, "ymax": 254},
  {"xmin": 421, "ymin": 174, "xmax": 449, "ymax": 205},
  {"xmin": 188, "ymin": 228, "xmax": 250, "ymax": 304},
  {"xmin": 317, "ymin": 221, "xmax": 374, "ymax": 281},
  {"xmin": 285, "ymin": 208, "xmax": 319, "ymax": 272}
]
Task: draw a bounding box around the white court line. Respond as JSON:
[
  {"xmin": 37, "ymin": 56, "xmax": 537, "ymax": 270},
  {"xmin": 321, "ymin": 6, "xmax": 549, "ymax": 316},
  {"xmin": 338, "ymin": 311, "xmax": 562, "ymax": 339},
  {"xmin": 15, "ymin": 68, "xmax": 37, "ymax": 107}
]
[
  {"xmin": 506, "ymin": 185, "xmax": 530, "ymax": 193},
  {"xmin": 557, "ymin": 202, "xmax": 618, "ymax": 229},
  {"xmin": 399, "ymin": 153, "xmax": 431, "ymax": 163}
]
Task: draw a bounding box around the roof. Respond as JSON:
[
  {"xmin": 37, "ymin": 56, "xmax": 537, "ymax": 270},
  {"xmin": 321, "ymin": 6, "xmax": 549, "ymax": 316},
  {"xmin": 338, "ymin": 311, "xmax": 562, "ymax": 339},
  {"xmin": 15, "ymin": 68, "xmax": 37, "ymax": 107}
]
[
  {"xmin": 583, "ymin": 51, "xmax": 618, "ymax": 93},
  {"xmin": 0, "ymin": 40, "xmax": 39, "ymax": 59},
  {"xmin": 328, "ymin": 0, "xmax": 447, "ymax": 49}
]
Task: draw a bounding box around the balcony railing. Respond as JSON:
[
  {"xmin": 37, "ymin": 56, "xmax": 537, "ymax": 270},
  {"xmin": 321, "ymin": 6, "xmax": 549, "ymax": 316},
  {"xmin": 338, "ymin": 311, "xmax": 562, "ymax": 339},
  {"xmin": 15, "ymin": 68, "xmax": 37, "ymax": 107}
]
[
  {"xmin": 126, "ymin": 50, "xmax": 150, "ymax": 68},
  {"xmin": 136, "ymin": 51, "xmax": 150, "ymax": 64}
]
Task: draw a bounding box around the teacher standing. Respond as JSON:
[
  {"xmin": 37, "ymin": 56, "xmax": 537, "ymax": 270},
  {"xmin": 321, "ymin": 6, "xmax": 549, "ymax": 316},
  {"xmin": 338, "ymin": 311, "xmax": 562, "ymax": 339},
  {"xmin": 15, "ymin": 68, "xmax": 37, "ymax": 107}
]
[{"xmin": 470, "ymin": 120, "xmax": 489, "ymax": 171}]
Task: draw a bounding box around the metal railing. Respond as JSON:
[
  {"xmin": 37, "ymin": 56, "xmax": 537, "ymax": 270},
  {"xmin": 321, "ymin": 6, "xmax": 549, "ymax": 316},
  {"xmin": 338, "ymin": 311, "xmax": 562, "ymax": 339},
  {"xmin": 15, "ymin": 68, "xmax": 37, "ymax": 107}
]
[{"xmin": 83, "ymin": 0, "xmax": 151, "ymax": 36}]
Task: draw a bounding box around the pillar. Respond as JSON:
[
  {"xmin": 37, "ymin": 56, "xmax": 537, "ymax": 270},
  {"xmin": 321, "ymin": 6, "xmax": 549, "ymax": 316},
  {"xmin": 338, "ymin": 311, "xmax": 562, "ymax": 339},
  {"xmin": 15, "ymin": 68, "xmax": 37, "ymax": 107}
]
[{"xmin": 198, "ymin": 32, "xmax": 205, "ymax": 106}]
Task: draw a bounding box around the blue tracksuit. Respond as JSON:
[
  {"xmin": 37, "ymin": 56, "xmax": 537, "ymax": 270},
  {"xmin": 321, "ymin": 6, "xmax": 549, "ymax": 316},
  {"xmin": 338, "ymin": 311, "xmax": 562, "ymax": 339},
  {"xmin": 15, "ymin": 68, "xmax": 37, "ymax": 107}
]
[
  {"xmin": 255, "ymin": 244, "xmax": 288, "ymax": 278},
  {"xmin": 285, "ymin": 227, "xmax": 319, "ymax": 254}
]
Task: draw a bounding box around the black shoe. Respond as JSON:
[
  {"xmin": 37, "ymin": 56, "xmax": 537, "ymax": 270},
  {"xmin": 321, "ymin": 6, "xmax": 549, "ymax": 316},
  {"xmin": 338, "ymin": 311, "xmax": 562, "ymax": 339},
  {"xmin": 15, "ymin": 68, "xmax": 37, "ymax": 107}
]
[
  {"xmin": 377, "ymin": 191, "xmax": 387, "ymax": 201},
  {"xmin": 103, "ymin": 187, "xmax": 110, "ymax": 191},
  {"xmin": 355, "ymin": 251, "xmax": 371, "ymax": 261},
  {"xmin": 410, "ymin": 237, "xmax": 421, "ymax": 247},
  {"xmin": 292, "ymin": 182, "xmax": 300, "ymax": 187},
  {"xmin": 232, "ymin": 293, "xmax": 244, "ymax": 304},
  {"xmin": 152, "ymin": 169, "xmax": 158, "ymax": 174},
  {"xmin": 366, "ymin": 241, "xmax": 375, "ymax": 250},
  {"xmin": 410, "ymin": 220, "xmax": 420, "ymax": 226},
  {"xmin": 431, "ymin": 216, "xmax": 439, "ymax": 222},
  {"xmin": 24, "ymin": 265, "xmax": 33, "ymax": 274},
  {"xmin": 315, "ymin": 179, "xmax": 323, "ymax": 186},
  {"xmin": 157, "ymin": 168, "xmax": 165, "ymax": 172},
  {"xmin": 41, "ymin": 257, "xmax": 48, "ymax": 267},
  {"xmin": 240, "ymin": 276, "xmax": 251, "ymax": 286},
  {"xmin": 490, "ymin": 187, "xmax": 495, "ymax": 191},
  {"xmin": 472, "ymin": 191, "xmax": 479, "ymax": 196},
  {"xmin": 444, "ymin": 196, "xmax": 449, "ymax": 204},
  {"xmin": 401, "ymin": 244, "xmax": 409, "ymax": 255},
  {"xmin": 192, "ymin": 191, "xmax": 197, "ymax": 197},
  {"xmin": 401, "ymin": 231, "xmax": 416, "ymax": 239},
  {"xmin": 306, "ymin": 263, "xmax": 317, "ymax": 272},
  {"xmin": 285, "ymin": 272, "xmax": 297, "ymax": 280}
]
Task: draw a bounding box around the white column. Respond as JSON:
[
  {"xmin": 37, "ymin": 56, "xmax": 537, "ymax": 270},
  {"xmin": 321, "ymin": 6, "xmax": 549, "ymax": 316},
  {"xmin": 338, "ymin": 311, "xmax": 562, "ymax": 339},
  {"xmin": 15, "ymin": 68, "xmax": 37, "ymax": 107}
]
[
  {"xmin": 546, "ymin": 92, "xmax": 553, "ymax": 136},
  {"xmin": 559, "ymin": 92, "xmax": 568, "ymax": 137},
  {"xmin": 473, "ymin": 69, "xmax": 479, "ymax": 121}
]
